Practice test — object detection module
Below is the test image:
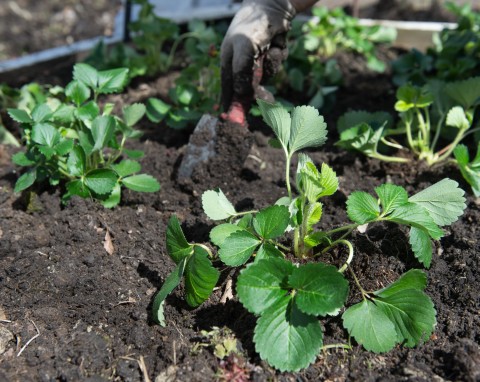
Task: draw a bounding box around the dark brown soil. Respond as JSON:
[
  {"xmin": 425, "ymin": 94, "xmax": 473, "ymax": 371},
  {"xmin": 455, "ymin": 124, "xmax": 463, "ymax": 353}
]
[
  {"xmin": 1, "ymin": 49, "xmax": 480, "ymax": 382},
  {"xmin": 0, "ymin": 0, "xmax": 121, "ymax": 61}
]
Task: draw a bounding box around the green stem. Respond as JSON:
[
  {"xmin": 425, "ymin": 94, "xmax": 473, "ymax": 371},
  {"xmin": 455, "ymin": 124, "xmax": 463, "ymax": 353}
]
[
  {"xmin": 430, "ymin": 113, "xmax": 445, "ymax": 153},
  {"xmin": 380, "ymin": 137, "xmax": 405, "ymax": 150},
  {"xmin": 166, "ymin": 32, "xmax": 199, "ymax": 71},
  {"xmin": 349, "ymin": 267, "xmax": 369, "ymax": 299},
  {"xmin": 269, "ymin": 240, "xmax": 290, "ymax": 252},
  {"xmin": 325, "ymin": 223, "xmax": 359, "ymax": 236},
  {"xmin": 404, "ymin": 118, "xmax": 417, "ymax": 154},
  {"xmin": 436, "ymin": 127, "xmax": 468, "ymax": 163},
  {"xmin": 285, "ymin": 152, "xmax": 293, "ymax": 200},
  {"xmin": 337, "ymin": 240, "xmax": 354, "ymax": 273},
  {"xmin": 293, "ymin": 227, "xmax": 301, "ymax": 258},
  {"xmin": 195, "ymin": 243, "xmax": 214, "ymax": 258},
  {"xmin": 416, "ymin": 108, "xmax": 429, "ymax": 147},
  {"xmin": 321, "ymin": 343, "xmax": 352, "ymax": 351},
  {"xmin": 370, "ymin": 152, "xmax": 410, "ymax": 163}
]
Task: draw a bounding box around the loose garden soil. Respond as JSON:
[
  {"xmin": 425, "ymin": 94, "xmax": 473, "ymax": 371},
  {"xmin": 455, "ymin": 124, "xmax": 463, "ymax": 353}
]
[{"xmin": 1, "ymin": 50, "xmax": 480, "ymax": 382}]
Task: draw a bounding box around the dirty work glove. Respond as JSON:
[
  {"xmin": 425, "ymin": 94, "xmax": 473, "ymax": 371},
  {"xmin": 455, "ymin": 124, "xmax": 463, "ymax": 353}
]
[{"xmin": 220, "ymin": 0, "xmax": 297, "ymax": 126}]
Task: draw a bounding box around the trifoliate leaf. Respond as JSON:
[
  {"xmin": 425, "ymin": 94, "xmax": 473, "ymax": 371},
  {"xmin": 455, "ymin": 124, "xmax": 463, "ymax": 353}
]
[
  {"xmin": 14, "ymin": 169, "xmax": 37, "ymax": 193},
  {"xmin": 166, "ymin": 215, "xmax": 193, "ymax": 264},
  {"xmin": 237, "ymin": 258, "xmax": 294, "ymax": 315},
  {"xmin": 91, "ymin": 116, "xmax": 115, "ymax": 152},
  {"xmin": 31, "ymin": 104, "xmax": 53, "ymax": 123},
  {"xmin": 38, "ymin": 146, "xmax": 56, "ymax": 159},
  {"xmin": 97, "ymin": 68, "xmax": 129, "ymax": 93},
  {"xmin": 202, "ymin": 189, "xmax": 237, "ymax": 220},
  {"xmin": 111, "ymin": 160, "xmax": 141, "ymax": 178},
  {"xmin": 67, "ymin": 146, "xmax": 86, "ymax": 177},
  {"xmin": 84, "ymin": 169, "xmax": 118, "ymax": 195},
  {"xmin": 257, "ymin": 99, "xmax": 290, "ymax": 149},
  {"xmin": 209, "ymin": 223, "xmax": 243, "ymax": 247},
  {"xmin": 152, "ymin": 257, "xmax": 187, "ymax": 325},
  {"xmin": 101, "ymin": 183, "xmax": 122, "ymax": 208},
  {"xmin": 185, "ymin": 246, "xmax": 219, "ymax": 307},
  {"xmin": 375, "ymin": 269, "xmax": 427, "ymax": 298},
  {"xmin": 31, "ymin": 123, "xmax": 60, "ymax": 147},
  {"xmin": 65, "ymin": 80, "xmax": 91, "ymax": 105},
  {"xmin": 218, "ymin": 230, "xmax": 261, "ymax": 266},
  {"xmin": 445, "ymin": 76, "xmax": 480, "ymax": 110},
  {"xmin": 336, "ymin": 123, "xmax": 383, "ymax": 156},
  {"xmin": 446, "ymin": 106, "xmax": 470, "ymax": 130},
  {"xmin": 122, "ymin": 174, "xmax": 160, "ymax": 193},
  {"xmin": 123, "ymin": 103, "xmax": 146, "ymax": 127},
  {"xmin": 289, "ymin": 105, "xmax": 327, "ymax": 154},
  {"xmin": 254, "ymin": 296, "xmax": 323, "ymax": 372},
  {"xmin": 395, "ymin": 84, "xmax": 433, "ymax": 112},
  {"xmin": 375, "ymin": 184, "xmax": 408, "ymax": 215},
  {"xmin": 253, "ymin": 205, "xmax": 290, "ymax": 240},
  {"xmin": 255, "ymin": 243, "xmax": 284, "ymax": 262},
  {"xmin": 375, "ymin": 289, "xmax": 436, "ymax": 347},
  {"xmin": 337, "ymin": 110, "xmax": 393, "ymax": 134},
  {"xmin": 8, "ymin": 108, "xmax": 33, "ymax": 123},
  {"xmin": 289, "ymin": 263, "xmax": 348, "ymax": 316},
  {"xmin": 388, "ymin": 203, "xmax": 443, "ymax": 240},
  {"xmin": 409, "ymin": 227, "xmax": 433, "ymax": 268},
  {"xmin": 343, "ymin": 299, "xmax": 397, "ymax": 352},
  {"xmin": 346, "ymin": 191, "xmax": 380, "ymax": 224},
  {"xmin": 73, "ymin": 63, "xmax": 99, "ymax": 89},
  {"xmin": 409, "ymin": 178, "xmax": 466, "ymax": 226}
]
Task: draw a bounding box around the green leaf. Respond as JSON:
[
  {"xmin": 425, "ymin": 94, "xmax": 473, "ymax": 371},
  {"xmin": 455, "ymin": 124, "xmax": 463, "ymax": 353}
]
[
  {"xmin": 12, "ymin": 152, "xmax": 35, "ymax": 166},
  {"xmin": 289, "ymin": 263, "xmax": 348, "ymax": 316},
  {"xmin": 65, "ymin": 179, "xmax": 90, "ymax": 199},
  {"xmin": 91, "ymin": 116, "xmax": 115, "ymax": 151},
  {"xmin": 318, "ymin": 163, "xmax": 338, "ymax": 197},
  {"xmin": 337, "ymin": 110, "xmax": 393, "ymax": 134},
  {"xmin": 336, "ymin": 123, "xmax": 383, "ymax": 156},
  {"xmin": 78, "ymin": 131, "xmax": 94, "ymax": 156},
  {"xmin": 124, "ymin": 149, "xmax": 144, "ymax": 159},
  {"xmin": 445, "ymin": 76, "xmax": 480, "ymax": 110},
  {"xmin": 53, "ymin": 104, "xmax": 76, "ymax": 123},
  {"xmin": 343, "ymin": 300, "xmax": 397, "ymax": 353},
  {"xmin": 8, "ymin": 108, "xmax": 33, "ymax": 123},
  {"xmin": 14, "ymin": 169, "xmax": 37, "ymax": 193},
  {"xmin": 31, "ymin": 104, "xmax": 53, "ymax": 123},
  {"xmin": 237, "ymin": 258, "xmax": 294, "ymax": 315},
  {"xmin": 409, "ymin": 178, "xmax": 466, "ymax": 226},
  {"xmin": 257, "ymin": 99, "xmax": 290, "ymax": 149},
  {"xmin": 409, "ymin": 227, "xmax": 433, "ymax": 268},
  {"xmin": 255, "ymin": 243, "xmax": 284, "ymax": 262},
  {"xmin": 375, "ymin": 269, "xmax": 427, "ymax": 297},
  {"xmin": 97, "ymin": 68, "xmax": 129, "ymax": 93},
  {"xmin": 152, "ymin": 257, "xmax": 187, "ymax": 325},
  {"xmin": 375, "ymin": 184, "xmax": 408, "ymax": 215},
  {"xmin": 67, "ymin": 146, "xmax": 86, "ymax": 177},
  {"xmin": 306, "ymin": 202, "xmax": 322, "ymax": 231},
  {"xmin": 375, "ymin": 289, "xmax": 436, "ymax": 347},
  {"xmin": 209, "ymin": 223, "xmax": 243, "ymax": 247},
  {"xmin": 122, "ymin": 174, "xmax": 160, "ymax": 192},
  {"xmin": 289, "ymin": 105, "xmax": 327, "ymax": 154},
  {"xmin": 166, "ymin": 215, "xmax": 193, "ymax": 264},
  {"xmin": 184, "ymin": 246, "xmax": 220, "ymax": 307},
  {"xmin": 454, "ymin": 144, "xmax": 480, "ymax": 197},
  {"xmin": 54, "ymin": 139, "xmax": 74, "ymax": 156},
  {"xmin": 254, "ymin": 296, "xmax": 323, "ymax": 372},
  {"xmin": 76, "ymin": 101, "xmax": 99, "ymax": 122},
  {"xmin": 101, "ymin": 183, "xmax": 121, "ymax": 208},
  {"xmin": 73, "ymin": 63, "xmax": 98, "ymax": 89},
  {"xmin": 253, "ymin": 205, "xmax": 290, "ymax": 240},
  {"xmin": 388, "ymin": 203, "xmax": 443, "ymax": 240},
  {"xmin": 123, "ymin": 103, "xmax": 146, "ymax": 127},
  {"xmin": 446, "ymin": 106, "xmax": 470, "ymax": 130},
  {"xmin": 146, "ymin": 98, "xmax": 171, "ymax": 123},
  {"xmin": 111, "ymin": 160, "xmax": 141, "ymax": 177},
  {"xmin": 84, "ymin": 169, "xmax": 118, "ymax": 195},
  {"xmin": 31, "ymin": 123, "xmax": 60, "ymax": 147},
  {"xmin": 346, "ymin": 191, "xmax": 380, "ymax": 224},
  {"xmin": 65, "ymin": 80, "xmax": 91, "ymax": 105},
  {"xmin": 218, "ymin": 230, "xmax": 261, "ymax": 266},
  {"xmin": 202, "ymin": 189, "xmax": 237, "ymax": 221}
]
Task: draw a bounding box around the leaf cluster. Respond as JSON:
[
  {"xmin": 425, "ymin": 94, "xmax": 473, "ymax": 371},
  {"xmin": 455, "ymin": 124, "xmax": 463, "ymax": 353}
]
[
  {"xmin": 8, "ymin": 63, "xmax": 160, "ymax": 207},
  {"xmin": 154, "ymin": 101, "xmax": 466, "ymax": 373}
]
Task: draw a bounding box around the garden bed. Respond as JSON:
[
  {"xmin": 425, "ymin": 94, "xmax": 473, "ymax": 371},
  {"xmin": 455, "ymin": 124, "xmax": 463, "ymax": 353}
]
[{"xmin": 1, "ymin": 49, "xmax": 479, "ymax": 381}]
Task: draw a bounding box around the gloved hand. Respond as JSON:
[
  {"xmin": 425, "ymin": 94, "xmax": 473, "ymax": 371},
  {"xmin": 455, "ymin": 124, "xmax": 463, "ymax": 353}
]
[{"xmin": 220, "ymin": 0, "xmax": 297, "ymax": 125}]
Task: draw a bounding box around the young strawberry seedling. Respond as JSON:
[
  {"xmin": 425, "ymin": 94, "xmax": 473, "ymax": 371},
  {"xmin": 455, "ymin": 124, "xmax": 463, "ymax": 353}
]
[
  {"xmin": 8, "ymin": 63, "xmax": 160, "ymax": 207},
  {"xmin": 153, "ymin": 101, "xmax": 466, "ymax": 372}
]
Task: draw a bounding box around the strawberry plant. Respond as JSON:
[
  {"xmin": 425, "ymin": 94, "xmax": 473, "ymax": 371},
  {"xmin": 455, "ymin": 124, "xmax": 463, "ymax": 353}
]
[
  {"xmin": 8, "ymin": 63, "xmax": 160, "ymax": 207},
  {"xmin": 152, "ymin": 101, "xmax": 466, "ymax": 372},
  {"xmin": 336, "ymin": 77, "xmax": 480, "ymax": 195}
]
